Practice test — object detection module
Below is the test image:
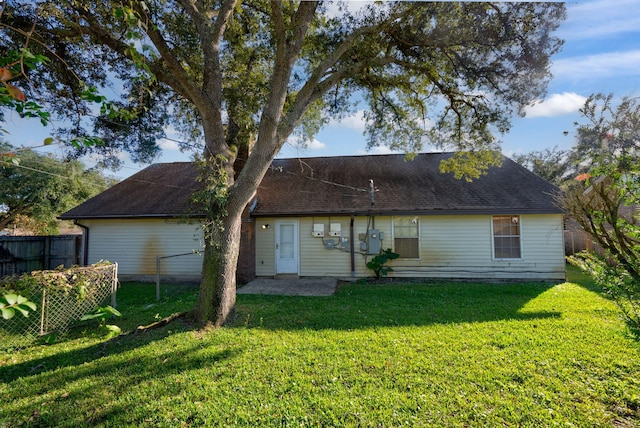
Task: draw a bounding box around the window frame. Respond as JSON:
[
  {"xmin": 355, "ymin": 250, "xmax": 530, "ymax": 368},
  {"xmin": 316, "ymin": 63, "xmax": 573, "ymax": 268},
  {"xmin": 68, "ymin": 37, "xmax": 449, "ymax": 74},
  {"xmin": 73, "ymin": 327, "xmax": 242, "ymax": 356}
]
[
  {"xmin": 491, "ymin": 215, "xmax": 523, "ymax": 260},
  {"xmin": 392, "ymin": 216, "xmax": 420, "ymax": 259}
]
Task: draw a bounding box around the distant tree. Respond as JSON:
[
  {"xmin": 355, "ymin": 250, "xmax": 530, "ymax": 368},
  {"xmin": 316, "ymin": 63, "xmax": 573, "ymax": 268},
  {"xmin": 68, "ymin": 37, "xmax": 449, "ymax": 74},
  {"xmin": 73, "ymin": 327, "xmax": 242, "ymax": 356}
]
[
  {"xmin": 0, "ymin": 142, "xmax": 115, "ymax": 234},
  {"xmin": 512, "ymin": 146, "xmax": 573, "ymax": 186},
  {"xmin": 573, "ymin": 93, "xmax": 640, "ymax": 171},
  {"xmin": 5, "ymin": 1, "xmax": 566, "ymax": 326},
  {"xmin": 561, "ymin": 94, "xmax": 640, "ymax": 331},
  {"xmin": 516, "ymin": 93, "xmax": 640, "ymax": 187}
]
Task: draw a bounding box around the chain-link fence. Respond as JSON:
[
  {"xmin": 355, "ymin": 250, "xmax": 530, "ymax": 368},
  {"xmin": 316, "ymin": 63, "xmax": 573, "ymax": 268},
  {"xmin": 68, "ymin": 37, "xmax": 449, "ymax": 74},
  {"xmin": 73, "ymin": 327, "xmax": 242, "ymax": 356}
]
[{"xmin": 0, "ymin": 263, "xmax": 118, "ymax": 351}]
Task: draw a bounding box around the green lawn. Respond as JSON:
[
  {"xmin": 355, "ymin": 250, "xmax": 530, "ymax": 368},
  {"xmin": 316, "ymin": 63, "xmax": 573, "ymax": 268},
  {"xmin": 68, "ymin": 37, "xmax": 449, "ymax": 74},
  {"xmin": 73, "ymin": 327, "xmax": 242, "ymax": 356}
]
[{"xmin": 1, "ymin": 267, "xmax": 639, "ymax": 427}]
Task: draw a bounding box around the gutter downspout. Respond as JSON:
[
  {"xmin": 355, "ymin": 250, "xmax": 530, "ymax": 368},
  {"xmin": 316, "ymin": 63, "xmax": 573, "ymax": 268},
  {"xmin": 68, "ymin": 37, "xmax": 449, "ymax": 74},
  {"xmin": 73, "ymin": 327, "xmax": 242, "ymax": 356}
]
[
  {"xmin": 74, "ymin": 220, "xmax": 89, "ymax": 266},
  {"xmin": 350, "ymin": 215, "xmax": 355, "ymax": 277}
]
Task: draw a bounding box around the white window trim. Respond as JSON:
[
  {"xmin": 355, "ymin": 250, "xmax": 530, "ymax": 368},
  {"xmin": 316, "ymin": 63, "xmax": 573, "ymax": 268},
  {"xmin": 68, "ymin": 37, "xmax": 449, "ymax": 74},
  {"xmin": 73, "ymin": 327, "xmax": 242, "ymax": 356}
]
[
  {"xmin": 392, "ymin": 216, "xmax": 421, "ymax": 259},
  {"xmin": 491, "ymin": 215, "xmax": 524, "ymax": 260}
]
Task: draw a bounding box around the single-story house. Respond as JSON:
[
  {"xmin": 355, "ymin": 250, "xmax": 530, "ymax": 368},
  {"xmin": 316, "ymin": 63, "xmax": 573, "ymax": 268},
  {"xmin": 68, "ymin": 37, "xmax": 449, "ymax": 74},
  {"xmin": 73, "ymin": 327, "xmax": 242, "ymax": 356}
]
[{"xmin": 60, "ymin": 153, "xmax": 566, "ymax": 283}]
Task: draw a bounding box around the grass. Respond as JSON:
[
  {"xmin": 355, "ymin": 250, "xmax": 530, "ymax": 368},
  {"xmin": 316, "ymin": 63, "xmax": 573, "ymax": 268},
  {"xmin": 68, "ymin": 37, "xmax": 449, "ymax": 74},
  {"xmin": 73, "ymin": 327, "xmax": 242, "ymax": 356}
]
[{"xmin": 1, "ymin": 266, "xmax": 639, "ymax": 427}]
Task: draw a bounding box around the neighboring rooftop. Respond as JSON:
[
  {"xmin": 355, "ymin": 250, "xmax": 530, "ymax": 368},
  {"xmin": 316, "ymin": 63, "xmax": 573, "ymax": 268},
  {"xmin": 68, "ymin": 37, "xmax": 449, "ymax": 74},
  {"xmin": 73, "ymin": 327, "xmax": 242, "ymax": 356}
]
[{"xmin": 60, "ymin": 153, "xmax": 562, "ymax": 220}]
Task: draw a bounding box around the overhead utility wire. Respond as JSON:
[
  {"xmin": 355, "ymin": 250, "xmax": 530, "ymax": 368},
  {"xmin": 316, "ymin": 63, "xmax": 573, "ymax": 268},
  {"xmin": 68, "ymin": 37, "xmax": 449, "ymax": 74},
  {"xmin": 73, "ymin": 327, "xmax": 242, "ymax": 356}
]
[
  {"xmin": 4, "ymin": 160, "xmax": 199, "ymax": 192},
  {"xmin": 266, "ymin": 161, "xmax": 374, "ymax": 194}
]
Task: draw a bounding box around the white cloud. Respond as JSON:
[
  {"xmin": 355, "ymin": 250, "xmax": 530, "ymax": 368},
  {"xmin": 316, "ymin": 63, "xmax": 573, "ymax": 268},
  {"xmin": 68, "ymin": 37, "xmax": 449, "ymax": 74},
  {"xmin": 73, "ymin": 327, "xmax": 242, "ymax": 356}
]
[
  {"xmin": 305, "ymin": 139, "xmax": 326, "ymax": 150},
  {"xmin": 159, "ymin": 125, "xmax": 182, "ymax": 151},
  {"xmin": 286, "ymin": 135, "xmax": 326, "ymax": 151},
  {"xmin": 560, "ymin": 0, "xmax": 640, "ymax": 41},
  {"xmin": 356, "ymin": 145, "xmax": 400, "ymax": 156},
  {"xmin": 157, "ymin": 138, "xmax": 180, "ymax": 151},
  {"xmin": 552, "ymin": 50, "xmax": 640, "ymax": 80},
  {"xmin": 328, "ymin": 110, "xmax": 367, "ymax": 132},
  {"xmin": 156, "ymin": 125, "xmax": 203, "ymax": 153},
  {"xmin": 524, "ymin": 92, "xmax": 587, "ymax": 118}
]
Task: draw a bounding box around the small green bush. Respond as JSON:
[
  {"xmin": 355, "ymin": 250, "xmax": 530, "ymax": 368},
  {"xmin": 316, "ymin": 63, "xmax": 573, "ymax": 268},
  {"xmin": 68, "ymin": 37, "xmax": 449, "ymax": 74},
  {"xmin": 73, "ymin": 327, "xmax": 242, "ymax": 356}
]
[{"xmin": 366, "ymin": 248, "xmax": 400, "ymax": 280}]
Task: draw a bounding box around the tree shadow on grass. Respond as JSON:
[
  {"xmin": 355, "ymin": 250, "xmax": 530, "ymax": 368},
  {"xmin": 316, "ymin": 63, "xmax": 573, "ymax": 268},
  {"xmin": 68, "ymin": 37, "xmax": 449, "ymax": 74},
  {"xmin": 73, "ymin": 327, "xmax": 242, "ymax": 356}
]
[
  {"xmin": 0, "ymin": 282, "xmax": 202, "ymax": 384},
  {"xmin": 1, "ymin": 329, "xmax": 239, "ymax": 427},
  {"xmin": 0, "ymin": 316, "xmax": 230, "ymax": 385},
  {"xmin": 233, "ymin": 280, "xmax": 563, "ymax": 331}
]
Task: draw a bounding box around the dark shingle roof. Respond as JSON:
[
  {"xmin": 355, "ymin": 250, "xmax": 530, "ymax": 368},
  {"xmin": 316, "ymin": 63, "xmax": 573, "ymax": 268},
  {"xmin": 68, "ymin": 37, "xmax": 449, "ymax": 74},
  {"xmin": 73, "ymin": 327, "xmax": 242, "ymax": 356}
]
[
  {"xmin": 255, "ymin": 153, "xmax": 560, "ymax": 216},
  {"xmin": 60, "ymin": 162, "xmax": 202, "ymax": 219},
  {"xmin": 60, "ymin": 153, "xmax": 561, "ymax": 220}
]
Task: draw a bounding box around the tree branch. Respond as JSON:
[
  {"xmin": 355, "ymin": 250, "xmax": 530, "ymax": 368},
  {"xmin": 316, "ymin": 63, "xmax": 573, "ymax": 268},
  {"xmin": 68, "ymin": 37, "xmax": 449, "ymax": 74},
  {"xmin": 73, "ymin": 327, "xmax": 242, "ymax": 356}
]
[
  {"xmin": 128, "ymin": 2, "xmax": 207, "ymax": 106},
  {"xmin": 230, "ymin": 1, "xmax": 318, "ymax": 208}
]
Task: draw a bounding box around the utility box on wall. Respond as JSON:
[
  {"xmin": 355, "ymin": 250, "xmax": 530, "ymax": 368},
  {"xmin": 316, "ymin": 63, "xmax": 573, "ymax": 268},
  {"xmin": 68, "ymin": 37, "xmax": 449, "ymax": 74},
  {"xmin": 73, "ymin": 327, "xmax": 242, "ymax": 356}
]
[
  {"xmin": 368, "ymin": 229, "xmax": 383, "ymax": 254},
  {"xmin": 329, "ymin": 223, "xmax": 341, "ymax": 237},
  {"xmin": 312, "ymin": 224, "xmax": 325, "ymax": 237},
  {"xmin": 359, "ymin": 229, "xmax": 383, "ymax": 254}
]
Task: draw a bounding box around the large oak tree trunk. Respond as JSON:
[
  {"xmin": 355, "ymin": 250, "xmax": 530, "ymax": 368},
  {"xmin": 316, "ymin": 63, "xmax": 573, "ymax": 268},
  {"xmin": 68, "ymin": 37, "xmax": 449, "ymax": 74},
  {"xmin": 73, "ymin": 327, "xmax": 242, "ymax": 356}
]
[{"xmin": 195, "ymin": 207, "xmax": 243, "ymax": 327}]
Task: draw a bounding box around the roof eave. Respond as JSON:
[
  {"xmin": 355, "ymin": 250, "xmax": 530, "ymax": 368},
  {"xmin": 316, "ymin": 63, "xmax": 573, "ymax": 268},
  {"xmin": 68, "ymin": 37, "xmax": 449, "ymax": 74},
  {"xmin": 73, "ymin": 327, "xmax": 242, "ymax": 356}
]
[
  {"xmin": 251, "ymin": 208, "xmax": 563, "ymax": 217},
  {"xmin": 58, "ymin": 213, "xmax": 206, "ymax": 220}
]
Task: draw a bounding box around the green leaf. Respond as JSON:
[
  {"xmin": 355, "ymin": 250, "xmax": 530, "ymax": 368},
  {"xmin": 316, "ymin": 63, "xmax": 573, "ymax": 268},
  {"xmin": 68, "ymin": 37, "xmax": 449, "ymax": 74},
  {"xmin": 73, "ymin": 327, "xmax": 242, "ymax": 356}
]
[
  {"xmin": 101, "ymin": 306, "xmax": 122, "ymax": 317},
  {"xmin": 3, "ymin": 293, "xmax": 18, "ymax": 305},
  {"xmin": 104, "ymin": 324, "xmax": 121, "ymax": 339},
  {"xmin": 43, "ymin": 137, "xmax": 54, "ymax": 145},
  {"xmin": 14, "ymin": 306, "xmax": 30, "ymax": 317},
  {"xmin": 1, "ymin": 307, "xmax": 15, "ymax": 320},
  {"xmin": 105, "ymin": 324, "xmax": 121, "ymax": 334},
  {"xmin": 81, "ymin": 305, "xmax": 122, "ymax": 321},
  {"xmin": 80, "ymin": 312, "xmax": 105, "ymax": 321},
  {"xmin": 15, "ymin": 294, "xmax": 29, "ymax": 305}
]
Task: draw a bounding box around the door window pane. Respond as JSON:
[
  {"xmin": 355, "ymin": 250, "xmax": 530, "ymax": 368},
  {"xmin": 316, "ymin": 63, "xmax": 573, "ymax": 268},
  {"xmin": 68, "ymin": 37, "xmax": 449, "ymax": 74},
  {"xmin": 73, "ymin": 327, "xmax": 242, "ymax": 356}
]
[{"xmin": 280, "ymin": 224, "xmax": 294, "ymax": 259}]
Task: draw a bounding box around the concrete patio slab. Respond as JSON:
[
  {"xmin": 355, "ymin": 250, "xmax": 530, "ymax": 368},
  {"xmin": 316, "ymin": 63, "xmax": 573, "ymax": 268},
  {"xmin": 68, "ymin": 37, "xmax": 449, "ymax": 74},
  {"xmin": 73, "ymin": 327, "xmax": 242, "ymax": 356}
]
[{"xmin": 237, "ymin": 277, "xmax": 338, "ymax": 296}]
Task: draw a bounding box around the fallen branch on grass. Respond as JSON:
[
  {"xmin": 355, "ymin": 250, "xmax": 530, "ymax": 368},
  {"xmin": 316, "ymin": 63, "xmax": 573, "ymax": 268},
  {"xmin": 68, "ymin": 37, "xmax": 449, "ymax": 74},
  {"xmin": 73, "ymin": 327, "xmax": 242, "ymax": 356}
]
[
  {"xmin": 96, "ymin": 311, "xmax": 190, "ymax": 357},
  {"xmin": 130, "ymin": 311, "xmax": 188, "ymax": 334}
]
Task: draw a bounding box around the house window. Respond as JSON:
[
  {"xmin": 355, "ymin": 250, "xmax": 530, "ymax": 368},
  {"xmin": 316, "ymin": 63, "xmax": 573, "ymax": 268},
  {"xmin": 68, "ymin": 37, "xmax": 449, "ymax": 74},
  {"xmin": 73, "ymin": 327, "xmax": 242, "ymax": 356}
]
[
  {"xmin": 493, "ymin": 215, "xmax": 521, "ymax": 259},
  {"xmin": 393, "ymin": 216, "xmax": 419, "ymax": 258}
]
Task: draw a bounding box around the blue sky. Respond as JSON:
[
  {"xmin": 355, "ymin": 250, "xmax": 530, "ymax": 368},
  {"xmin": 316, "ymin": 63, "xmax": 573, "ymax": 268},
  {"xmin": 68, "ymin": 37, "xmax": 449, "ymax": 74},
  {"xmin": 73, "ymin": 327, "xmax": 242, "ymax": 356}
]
[{"xmin": 4, "ymin": 0, "xmax": 640, "ymax": 180}]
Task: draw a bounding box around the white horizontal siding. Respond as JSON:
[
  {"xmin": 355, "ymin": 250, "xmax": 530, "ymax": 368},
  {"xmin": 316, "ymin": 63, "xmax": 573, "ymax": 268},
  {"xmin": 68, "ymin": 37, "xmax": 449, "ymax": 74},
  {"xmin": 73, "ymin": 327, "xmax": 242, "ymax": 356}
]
[
  {"xmin": 519, "ymin": 214, "xmax": 565, "ymax": 278},
  {"xmin": 299, "ymin": 217, "xmax": 353, "ymax": 276},
  {"xmin": 419, "ymin": 215, "xmax": 491, "ymax": 266},
  {"xmin": 87, "ymin": 214, "xmax": 564, "ymax": 281},
  {"xmin": 255, "ymin": 218, "xmax": 275, "ymax": 276},
  {"xmin": 388, "ymin": 214, "xmax": 565, "ymax": 280},
  {"xmin": 83, "ymin": 219, "xmax": 204, "ymax": 280},
  {"xmin": 255, "ymin": 214, "xmax": 565, "ymax": 281}
]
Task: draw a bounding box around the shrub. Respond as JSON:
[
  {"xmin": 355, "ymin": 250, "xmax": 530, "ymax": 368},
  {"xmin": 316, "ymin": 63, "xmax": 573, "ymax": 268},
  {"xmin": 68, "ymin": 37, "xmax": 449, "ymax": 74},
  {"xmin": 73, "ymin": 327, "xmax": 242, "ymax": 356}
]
[{"xmin": 366, "ymin": 248, "xmax": 400, "ymax": 280}]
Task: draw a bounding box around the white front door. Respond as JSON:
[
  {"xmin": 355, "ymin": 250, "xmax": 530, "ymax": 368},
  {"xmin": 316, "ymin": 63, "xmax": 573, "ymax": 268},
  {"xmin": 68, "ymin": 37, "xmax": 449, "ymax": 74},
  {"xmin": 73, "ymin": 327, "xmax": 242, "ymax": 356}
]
[{"xmin": 276, "ymin": 220, "xmax": 299, "ymax": 274}]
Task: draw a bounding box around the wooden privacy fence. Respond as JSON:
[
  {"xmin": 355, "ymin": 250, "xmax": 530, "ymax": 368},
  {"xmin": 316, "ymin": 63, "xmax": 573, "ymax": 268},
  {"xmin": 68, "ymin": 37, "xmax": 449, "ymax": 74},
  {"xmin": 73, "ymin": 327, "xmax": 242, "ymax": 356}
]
[
  {"xmin": 0, "ymin": 235, "xmax": 82, "ymax": 277},
  {"xmin": 564, "ymin": 230, "xmax": 604, "ymax": 257}
]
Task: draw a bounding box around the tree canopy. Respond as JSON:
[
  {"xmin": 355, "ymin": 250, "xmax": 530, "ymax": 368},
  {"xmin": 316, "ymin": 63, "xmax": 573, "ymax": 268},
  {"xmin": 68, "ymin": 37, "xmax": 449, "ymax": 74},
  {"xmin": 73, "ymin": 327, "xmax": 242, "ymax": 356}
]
[
  {"xmin": 515, "ymin": 93, "xmax": 640, "ymax": 187},
  {"xmin": 512, "ymin": 146, "xmax": 572, "ymax": 187},
  {"xmin": 2, "ymin": 1, "xmax": 567, "ymax": 326},
  {"xmin": 558, "ymin": 94, "xmax": 640, "ymax": 331}
]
